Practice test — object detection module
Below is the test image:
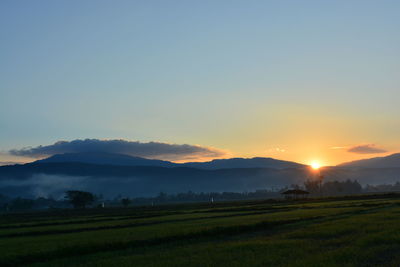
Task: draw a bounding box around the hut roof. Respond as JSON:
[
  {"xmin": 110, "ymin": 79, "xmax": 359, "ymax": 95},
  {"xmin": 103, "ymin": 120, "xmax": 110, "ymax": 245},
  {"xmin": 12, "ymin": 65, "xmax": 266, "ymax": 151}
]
[{"xmin": 281, "ymin": 189, "xmax": 310, "ymax": 195}]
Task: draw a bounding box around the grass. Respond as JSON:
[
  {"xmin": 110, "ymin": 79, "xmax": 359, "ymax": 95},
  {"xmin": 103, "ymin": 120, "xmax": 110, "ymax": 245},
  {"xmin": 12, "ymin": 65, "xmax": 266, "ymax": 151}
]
[{"xmin": 1, "ymin": 195, "xmax": 400, "ymax": 266}]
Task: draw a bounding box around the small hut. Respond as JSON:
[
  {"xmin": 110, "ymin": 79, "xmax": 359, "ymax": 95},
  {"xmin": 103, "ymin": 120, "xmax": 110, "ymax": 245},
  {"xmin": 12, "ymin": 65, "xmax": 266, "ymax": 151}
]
[{"xmin": 281, "ymin": 189, "xmax": 310, "ymax": 200}]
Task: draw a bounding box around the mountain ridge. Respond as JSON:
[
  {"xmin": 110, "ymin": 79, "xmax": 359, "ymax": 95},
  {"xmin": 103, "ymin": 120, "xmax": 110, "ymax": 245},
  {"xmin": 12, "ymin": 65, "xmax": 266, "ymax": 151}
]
[
  {"xmin": 34, "ymin": 152, "xmax": 305, "ymax": 170},
  {"xmin": 0, "ymin": 161, "xmax": 309, "ymax": 198},
  {"xmin": 339, "ymin": 153, "xmax": 400, "ymax": 168},
  {"xmin": 2, "ymin": 156, "xmax": 400, "ymax": 198},
  {"xmin": 184, "ymin": 157, "xmax": 305, "ymax": 169},
  {"xmin": 36, "ymin": 152, "xmax": 176, "ymax": 168}
]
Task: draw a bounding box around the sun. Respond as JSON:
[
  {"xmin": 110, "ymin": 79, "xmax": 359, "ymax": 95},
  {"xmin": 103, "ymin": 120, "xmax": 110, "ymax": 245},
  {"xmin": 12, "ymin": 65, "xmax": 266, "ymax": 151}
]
[{"xmin": 310, "ymin": 161, "xmax": 321, "ymax": 170}]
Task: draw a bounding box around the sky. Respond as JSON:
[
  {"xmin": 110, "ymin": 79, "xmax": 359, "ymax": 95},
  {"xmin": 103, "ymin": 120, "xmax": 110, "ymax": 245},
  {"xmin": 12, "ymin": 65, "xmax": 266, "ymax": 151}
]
[{"xmin": 1, "ymin": 0, "xmax": 400, "ymax": 166}]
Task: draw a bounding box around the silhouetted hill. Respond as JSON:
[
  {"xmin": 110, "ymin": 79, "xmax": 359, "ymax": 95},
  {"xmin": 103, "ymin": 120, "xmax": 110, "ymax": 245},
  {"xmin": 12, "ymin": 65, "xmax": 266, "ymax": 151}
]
[
  {"xmin": 34, "ymin": 153, "xmax": 304, "ymax": 170},
  {"xmin": 36, "ymin": 152, "xmax": 177, "ymax": 168},
  {"xmin": 183, "ymin": 157, "xmax": 305, "ymax": 169},
  {"xmin": 339, "ymin": 153, "xmax": 400, "ymax": 168},
  {"xmin": 0, "ymin": 162, "xmax": 309, "ymax": 198}
]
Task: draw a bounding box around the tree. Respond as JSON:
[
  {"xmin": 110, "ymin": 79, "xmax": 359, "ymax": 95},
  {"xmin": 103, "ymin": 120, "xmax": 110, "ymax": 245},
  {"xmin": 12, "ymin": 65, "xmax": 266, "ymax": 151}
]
[
  {"xmin": 121, "ymin": 198, "xmax": 131, "ymax": 207},
  {"xmin": 322, "ymin": 180, "xmax": 362, "ymax": 196},
  {"xmin": 10, "ymin": 198, "xmax": 34, "ymax": 211},
  {"xmin": 65, "ymin": 190, "xmax": 94, "ymax": 208},
  {"xmin": 304, "ymin": 179, "xmax": 320, "ymax": 194}
]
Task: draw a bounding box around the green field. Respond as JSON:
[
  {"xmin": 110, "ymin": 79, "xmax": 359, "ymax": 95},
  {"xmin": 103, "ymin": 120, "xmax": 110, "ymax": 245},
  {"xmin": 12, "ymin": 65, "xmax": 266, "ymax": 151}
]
[{"xmin": 1, "ymin": 195, "xmax": 400, "ymax": 266}]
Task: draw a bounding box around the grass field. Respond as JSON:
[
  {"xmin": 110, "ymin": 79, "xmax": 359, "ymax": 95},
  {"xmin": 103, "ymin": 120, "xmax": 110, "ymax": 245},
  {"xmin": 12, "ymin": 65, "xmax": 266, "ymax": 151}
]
[{"xmin": 1, "ymin": 194, "xmax": 400, "ymax": 266}]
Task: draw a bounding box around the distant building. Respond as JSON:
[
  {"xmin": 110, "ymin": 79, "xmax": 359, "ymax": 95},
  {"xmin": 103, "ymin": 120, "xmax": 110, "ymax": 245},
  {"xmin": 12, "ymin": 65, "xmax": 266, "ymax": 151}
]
[{"xmin": 281, "ymin": 189, "xmax": 310, "ymax": 199}]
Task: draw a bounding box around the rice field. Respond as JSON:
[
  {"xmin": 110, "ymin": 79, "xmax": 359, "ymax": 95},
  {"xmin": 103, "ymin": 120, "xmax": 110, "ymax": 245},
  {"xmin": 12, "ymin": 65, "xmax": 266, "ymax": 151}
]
[{"xmin": 1, "ymin": 194, "xmax": 400, "ymax": 266}]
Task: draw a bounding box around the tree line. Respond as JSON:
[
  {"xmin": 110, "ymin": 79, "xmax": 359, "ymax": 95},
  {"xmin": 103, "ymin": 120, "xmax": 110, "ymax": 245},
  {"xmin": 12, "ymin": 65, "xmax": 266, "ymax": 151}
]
[{"xmin": 2, "ymin": 180, "xmax": 400, "ymax": 211}]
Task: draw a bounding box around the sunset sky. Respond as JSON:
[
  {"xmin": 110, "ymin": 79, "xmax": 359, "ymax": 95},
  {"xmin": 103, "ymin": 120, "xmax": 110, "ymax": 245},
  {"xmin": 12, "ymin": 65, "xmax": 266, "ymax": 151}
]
[{"xmin": 1, "ymin": 1, "xmax": 399, "ymax": 166}]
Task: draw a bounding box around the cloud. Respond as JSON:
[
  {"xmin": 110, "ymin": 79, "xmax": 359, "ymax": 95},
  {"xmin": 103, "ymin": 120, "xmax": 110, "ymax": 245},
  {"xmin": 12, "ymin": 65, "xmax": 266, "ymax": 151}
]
[
  {"xmin": 9, "ymin": 139, "xmax": 227, "ymax": 161},
  {"xmin": 347, "ymin": 144, "xmax": 387, "ymax": 154}
]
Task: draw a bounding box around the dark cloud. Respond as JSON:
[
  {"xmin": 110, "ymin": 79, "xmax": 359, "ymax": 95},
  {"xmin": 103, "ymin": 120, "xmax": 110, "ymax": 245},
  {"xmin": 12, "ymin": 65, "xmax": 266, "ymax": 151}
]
[
  {"xmin": 347, "ymin": 144, "xmax": 387, "ymax": 154},
  {"xmin": 9, "ymin": 139, "xmax": 227, "ymax": 161}
]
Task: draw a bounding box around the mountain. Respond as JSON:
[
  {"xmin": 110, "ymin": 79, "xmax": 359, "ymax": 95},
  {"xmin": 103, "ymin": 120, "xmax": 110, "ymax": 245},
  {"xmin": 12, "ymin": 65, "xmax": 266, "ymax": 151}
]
[
  {"xmin": 339, "ymin": 153, "xmax": 400, "ymax": 168},
  {"xmin": 6, "ymin": 152, "xmax": 400, "ymax": 200},
  {"xmin": 0, "ymin": 154, "xmax": 309, "ymax": 198},
  {"xmin": 0, "ymin": 162, "xmax": 310, "ymax": 198},
  {"xmin": 2, "ymin": 156, "xmax": 400, "ymax": 199},
  {"xmin": 0, "ymin": 161, "xmax": 23, "ymax": 166},
  {"xmin": 34, "ymin": 153, "xmax": 305, "ymax": 170},
  {"xmin": 183, "ymin": 157, "xmax": 305, "ymax": 169},
  {"xmin": 35, "ymin": 152, "xmax": 178, "ymax": 168}
]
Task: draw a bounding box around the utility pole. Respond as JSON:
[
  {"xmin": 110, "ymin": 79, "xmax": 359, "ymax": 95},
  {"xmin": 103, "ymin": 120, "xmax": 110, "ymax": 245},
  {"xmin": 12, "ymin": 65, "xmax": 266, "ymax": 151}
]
[{"xmin": 318, "ymin": 173, "xmax": 324, "ymax": 197}]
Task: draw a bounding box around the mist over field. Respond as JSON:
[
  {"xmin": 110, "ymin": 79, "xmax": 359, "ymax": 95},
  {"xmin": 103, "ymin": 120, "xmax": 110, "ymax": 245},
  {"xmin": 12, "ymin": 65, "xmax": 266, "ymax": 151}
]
[
  {"xmin": 0, "ymin": 169, "xmax": 307, "ymax": 199},
  {"xmin": 0, "ymin": 174, "xmax": 89, "ymax": 199},
  {"xmin": 1, "ymin": 161, "xmax": 400, "ymax": 199}
]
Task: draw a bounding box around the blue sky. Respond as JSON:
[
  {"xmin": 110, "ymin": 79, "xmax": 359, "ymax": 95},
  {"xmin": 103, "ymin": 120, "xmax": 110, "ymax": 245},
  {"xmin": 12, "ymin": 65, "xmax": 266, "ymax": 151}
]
[{"xmin": 1, "ymin": 1, "xmax": 400, "ymax": 165}]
